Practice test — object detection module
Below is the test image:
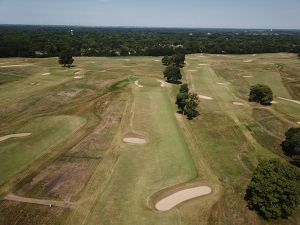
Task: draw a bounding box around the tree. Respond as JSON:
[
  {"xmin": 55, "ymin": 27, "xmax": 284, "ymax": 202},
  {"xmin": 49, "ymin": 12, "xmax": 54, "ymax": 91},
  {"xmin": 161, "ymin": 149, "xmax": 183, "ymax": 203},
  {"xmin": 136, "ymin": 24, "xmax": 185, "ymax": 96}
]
[
  {"xmin": 245, "ymin": 159, "xmax": 300, "ymax": 219},
  {"xmin": 249, "ymin": 84, "xmax": 273, "ymax": 105},
  {"xmin": 163, "ymin": 65, "xmax": 182, "ymax": 83},
  {"xmin": 282, "ymin": 128, "xmax": 300, "ymax": 156},
  {"xmin": 162, "ymin": 56, "xmax": 172, "ymax": 66},
  {"xmin": 172, "ymin": 53, "xmax": 185, "ymax": 67},
  {"xmin": 184, "ymin": 93, "xmax": 199, "ymax": 119},
  {"xmin": 179, "ymin": 83, "xmax": 189, "ymax": 93},
  {"xmin": 58, "ymin": 50, "xmax": 74, "ymax": 67},
  {"xmin": 176, "ymin": 92, "xmax": 189, "ymax": 112},
  {"xmin": 298, "ymin": 52, "xmax": 300, "ymax": 58}
]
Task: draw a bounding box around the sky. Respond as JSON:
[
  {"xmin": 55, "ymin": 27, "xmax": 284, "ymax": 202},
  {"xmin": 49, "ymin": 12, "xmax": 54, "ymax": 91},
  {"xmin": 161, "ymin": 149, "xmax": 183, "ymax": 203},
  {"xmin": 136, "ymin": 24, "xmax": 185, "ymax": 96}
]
[{"xmin": 0, "ymin": 0, "xmax": 300, "ymax": 29}]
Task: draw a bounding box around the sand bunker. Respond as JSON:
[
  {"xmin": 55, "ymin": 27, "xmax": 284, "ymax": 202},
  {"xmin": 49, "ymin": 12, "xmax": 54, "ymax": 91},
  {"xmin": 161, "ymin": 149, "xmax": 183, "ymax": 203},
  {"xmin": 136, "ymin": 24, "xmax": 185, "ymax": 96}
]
[
  {"xmin": 157, "ymin": 80, "xmax": 166, "ymax": 87},
  {"xmin": 243, "ymin": 75, "xmax": 253, "ymax": 78},
  {"xmin": 217, "ymin": 82, "xmax": 229, "ymax": 86},
  {"xmin": 0, "ymin": 64, "xmax": 31, "ymax": 68},
  {"xmin": 198, "ymin": 95, "xmax": 213, "ymax": 100},
  {"xmin": 271, "ymin": 101, "xmax": 278, "ymax": 104},
  {"xmin": 233, "ymin": 102, "xmax": 244, "ymax": 106},
  {"xmin": 155, "ymin": 186, "xmax": 212, "ymax": 211},
  {"xmin": 244, "ymin": 59, "xmax": 253, "ymax": 63},
  {"xmin": 123, "ymin": 137, "xmax": 146, "ymax": 144},
  {"xmin": 198, "ymin": 63, "xmax": 208, "ymax": 66},
  {"xmin": 277, "ymin": 97, "xmax": 300, "ymax": 105},
  {"xmin": 134, "ymin": 80, "xmax": 143, "ymax": 88},
  {"xmin": 154, "ymin": 60, "xmax": 160, "ymax": 62},
  {"xmin": 0, "ymin": 133, "xmax": 31, "ymax": 142},
  {"xmin": 74, "ymin": 76, "xmax": 84, "ymax": 79},
  {"xmin": 42, "ymin": 72, "xmax": 51, "ymax": 76},
  {"xmin": 187, "ymin": 70, "xmax": 197, "ymax": 72},
  {"xmin": 297, "ymin": 122, "xmax": 300, "ymax": 125}
]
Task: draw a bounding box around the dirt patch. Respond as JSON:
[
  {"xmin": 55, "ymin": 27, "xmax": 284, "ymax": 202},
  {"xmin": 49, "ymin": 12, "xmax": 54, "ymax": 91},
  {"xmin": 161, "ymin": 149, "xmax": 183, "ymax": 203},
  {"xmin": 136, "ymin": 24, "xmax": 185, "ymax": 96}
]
[
  {"xmin": 134, "ymin": 80, "xmax": 143, "ymax": 88},
  {"xmin": 277, "ymin": 97, "xmax": 300, "ymax": 105},
  {"xmin": 17, "ymin": 157, "xmax": 98, "ymax": 201},
  {"xmin": 155, "ymin": 186, "xmax": 212, "ymax": 211},
  {"xmin": 42, "ymin": 72, "xmax": 51, "ymax": 76},
  {"xmin": 123, "ymin": 137, "xmax": 146, "ymax": 144},
  {"xmin": 57, "ymin": 89, "xmax": 82, "ymax": 98},
  {"xmin": 233, "ymin": 102, "xmax": 244, "ymax": 106},
  {"xmin": 198, "ymin": 95, "xmax": 213, "ymax": 100},
  {"xmin": 0, "ymin": 133, "xmax": 31, "ymax": 142},
  {"xmin": 5, "ymin": 193, "xmax": 74, "ymax": 208}
]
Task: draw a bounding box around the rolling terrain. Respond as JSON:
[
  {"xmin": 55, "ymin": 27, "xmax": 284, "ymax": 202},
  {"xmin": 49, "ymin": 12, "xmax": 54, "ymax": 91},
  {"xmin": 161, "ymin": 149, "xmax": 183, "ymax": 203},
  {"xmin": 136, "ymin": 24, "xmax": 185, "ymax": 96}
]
[{"xmin": 0, "ymin": 54, "xmax": 299, "ymax": 225}]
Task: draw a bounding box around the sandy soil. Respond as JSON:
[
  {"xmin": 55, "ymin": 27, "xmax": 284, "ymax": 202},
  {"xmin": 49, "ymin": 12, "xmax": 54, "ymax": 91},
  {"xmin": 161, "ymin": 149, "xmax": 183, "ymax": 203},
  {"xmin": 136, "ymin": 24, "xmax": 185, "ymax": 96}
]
[
  {"xmin": 42, "ymin": 72, "xmax": 51, "ymax": 76},
  {"xmin": 155, "ymin": 186, "xmax": 212, "ymax": 211},
  {"xmin": 277, "ymin": 97, "xmax": 300, "ymax": 105},
  {"xmin": 123, "ymin": 137, "xmax": 146, "ymax": 144},
  {"xmin": 5, "ymin": 193, "xmax": 73, "ymax": 208},
  {"xmin": 233, "ymin": 102, "xmax": 244, "ymax": 106},
  {"xmin": 0, "ymin": 133, "xmax": 31, "ymax": 142},
  {"xmin": 134, "ymin": 80, "xmax": 143, "ymax": 88},
  {"xmin": 198, "ymin": 95, "xmax": 213, "ymax": 100}
]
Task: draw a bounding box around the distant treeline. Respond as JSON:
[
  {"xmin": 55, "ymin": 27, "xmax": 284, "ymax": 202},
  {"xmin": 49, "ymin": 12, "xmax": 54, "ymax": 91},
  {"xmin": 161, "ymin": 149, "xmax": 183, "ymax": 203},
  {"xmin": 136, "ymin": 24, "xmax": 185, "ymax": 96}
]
[{"xmin": 0, "ymin": 25, "xmax": 300, "ymax": 57}]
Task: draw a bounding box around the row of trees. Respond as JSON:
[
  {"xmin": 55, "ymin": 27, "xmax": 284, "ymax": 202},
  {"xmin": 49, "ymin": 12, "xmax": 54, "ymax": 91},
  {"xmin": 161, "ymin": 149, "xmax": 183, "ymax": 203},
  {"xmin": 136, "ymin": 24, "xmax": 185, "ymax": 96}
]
[
  {"xmin": 176, "ymin": 84, "xmax": 200, "ymax": 119},
  {"xmin": 0, "ymin": 25, "xmax": 299, "ymax": 58}
]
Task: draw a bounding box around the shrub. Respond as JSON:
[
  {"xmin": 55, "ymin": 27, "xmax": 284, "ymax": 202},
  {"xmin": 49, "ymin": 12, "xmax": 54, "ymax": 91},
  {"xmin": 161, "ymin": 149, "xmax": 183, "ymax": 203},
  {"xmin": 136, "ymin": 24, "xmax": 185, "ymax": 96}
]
[{"xmin": 282, "ymin": 128, "xmax": 300, "ymax": 156}]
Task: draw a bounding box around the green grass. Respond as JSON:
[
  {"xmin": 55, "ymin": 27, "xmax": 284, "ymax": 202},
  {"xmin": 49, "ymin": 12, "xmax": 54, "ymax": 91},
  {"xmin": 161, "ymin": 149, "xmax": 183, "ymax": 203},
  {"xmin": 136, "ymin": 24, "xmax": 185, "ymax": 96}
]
[
  {"xmin": 0, "ymin": 115, "xmax": 86, "ymax": 184},
  {"xmin": 86, "ymin": 78, "xmax": 197, "ymax": 225}
]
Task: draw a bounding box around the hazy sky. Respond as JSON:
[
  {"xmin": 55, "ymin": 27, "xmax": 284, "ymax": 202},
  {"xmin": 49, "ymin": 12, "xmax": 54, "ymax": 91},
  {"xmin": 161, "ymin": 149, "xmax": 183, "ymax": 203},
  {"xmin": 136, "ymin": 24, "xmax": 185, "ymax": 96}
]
[{"xmin": 0, "ymin": 0, "xmax": 299, "ymax": 29}]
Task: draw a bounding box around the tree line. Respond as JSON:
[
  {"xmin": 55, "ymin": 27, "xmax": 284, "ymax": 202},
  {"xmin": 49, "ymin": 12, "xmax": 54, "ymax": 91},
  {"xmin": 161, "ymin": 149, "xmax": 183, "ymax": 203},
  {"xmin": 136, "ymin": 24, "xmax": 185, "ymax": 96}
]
[{"xmin": 0, "ymin": 25, "xmax": 300, "ymax": 58}]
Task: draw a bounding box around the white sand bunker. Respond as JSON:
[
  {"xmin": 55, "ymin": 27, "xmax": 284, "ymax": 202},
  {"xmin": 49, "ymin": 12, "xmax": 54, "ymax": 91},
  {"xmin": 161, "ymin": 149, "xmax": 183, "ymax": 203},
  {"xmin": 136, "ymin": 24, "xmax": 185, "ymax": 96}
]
[
  {"xmin": 42, "ymin": 72, "xmax": 50, "ymax": 76},
  {"xmin": 233, "ymin": 102, "xmax": 244, "ymax": 106},
  {"xmin": 198, "ymin": 95, "xmax": 213, "ymax": 100},
  {"xmin": 217, "ymin": 82, "xmax": 229, "ymax": 86},
  {"xmin": 0, "ymin": 133, "xmax": 31, "ymax": 142},
  {"xmin": 157, "ymin": 80, "xmax": 166, "ymax": 87},
  {"xmin": 0, "ymin": 64, "xmax": 31, "ymax": 68},
  {"xmin": 297, "ymin": 122, "xmax": 300, "ymax": 125},
  {"xmin": 74, "ymin": 76, "xmax": 84, "ymax": 79},
  {"xmin": 277, "ymin": 97, "xmax": 300, "ymax": 105},
  {"xmin": 154, "ymin": 60, "xmax": 160, "ymax": 62},
  {"xmin": 155, "ymin": 186, "xmax": 212, "ymax": 211},
  {"xmin": 244, "ymin": 59, "xmax": 253, "ymax": 63},
  {"xmin": 123, "ymin": 137, "xmax": 146, "ymax": 144},
  {"xmin": 243, "ymin": 75, "xmax": 253, "ymax": 78},
  {"xmin": 271, "ymin": 101, "xmax": 278, "ymax": 104},
  {"xmin": 134, "ymin": 80, "xmax": 143, "ymax": 88},
  {"xmin": 198, "ymin": 63, "xmax": 208, "ymax": 66}
]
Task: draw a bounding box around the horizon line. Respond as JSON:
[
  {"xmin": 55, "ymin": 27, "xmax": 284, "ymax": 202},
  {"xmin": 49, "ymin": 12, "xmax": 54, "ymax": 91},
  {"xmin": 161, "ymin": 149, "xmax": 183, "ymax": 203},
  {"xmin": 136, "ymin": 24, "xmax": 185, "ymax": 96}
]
[{"xmin": 1, "ymin": 23, "xmax": 300, "ymax": 31}]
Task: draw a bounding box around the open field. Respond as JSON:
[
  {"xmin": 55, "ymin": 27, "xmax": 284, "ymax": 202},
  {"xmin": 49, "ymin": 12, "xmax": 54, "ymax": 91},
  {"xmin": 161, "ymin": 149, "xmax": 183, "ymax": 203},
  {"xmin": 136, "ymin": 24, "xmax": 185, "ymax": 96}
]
[{"xmin": 0, "ymin": 54, "xmax": 299, "ymax": 225}]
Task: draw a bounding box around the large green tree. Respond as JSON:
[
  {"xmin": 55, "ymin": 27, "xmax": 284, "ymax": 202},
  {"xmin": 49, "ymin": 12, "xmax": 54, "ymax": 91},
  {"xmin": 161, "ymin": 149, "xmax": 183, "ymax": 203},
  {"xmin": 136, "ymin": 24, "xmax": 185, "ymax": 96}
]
[
  {"xmin": 58, "ymin": 50, "xmax": 74, "ymax": 67},
  {"xmin": 245, "ymin": 159, "xmax": 300, "ymax": 219},
  {"xmin": 249, "ymin": 84, "xmax": 273, "ymax": 105},
  {"xmin": 179, "ymin": 83, "xmax": 189, "ymax": 93},
  {"xmin": 163, "ymin": 65, "xmax": 182, "ymax": 83},
  {"xmin": 184, "ymin": 93, "xmax": 199, "ymax": 119},
  {"xmin": 282, "ymin": 128, "xmax": 300, "ymax": 156}
]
